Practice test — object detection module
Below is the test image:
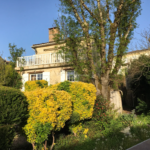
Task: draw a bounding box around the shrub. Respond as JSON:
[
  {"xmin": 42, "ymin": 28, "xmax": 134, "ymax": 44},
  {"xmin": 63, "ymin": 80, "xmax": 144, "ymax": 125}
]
[
  {"xmin": 136, "ymin": 98, "xmax": 148, "ymax": 114},
  {"xmin": 49, "ymin": 81, "xmax": 97, "ymax": 122},
  {"xmin": 0, "ymin": 86, "xmax": 28, "ymax": 149},
  {"xmin": 0, "ymin": 125, "xmax": 15, "ymax": 150},
  {"xmin": 92, "ymin": 95, "xmax": 113, "ymax": 129},
  {"xmin": 24, "ymin": 88, "xmax": 72, "ymax": 149},
  {"xmin": 25, "ymin": 80, "xmax": 48, "ymax": 91}
]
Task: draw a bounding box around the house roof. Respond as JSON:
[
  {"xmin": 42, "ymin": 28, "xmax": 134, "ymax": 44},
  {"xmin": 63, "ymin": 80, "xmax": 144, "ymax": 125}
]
[
  {"xmin": 127, "ymin": 49, "xmax": 150, "ymax": 55},
  {"xmin": 31, "ymin": 40, "xmax": 65, "ymax": 49}
]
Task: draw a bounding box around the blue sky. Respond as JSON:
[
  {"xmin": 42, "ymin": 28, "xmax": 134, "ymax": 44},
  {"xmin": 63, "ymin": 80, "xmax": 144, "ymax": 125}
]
[{"xmin": 0, "ymin": 0, "xmax": 150, "ymax": 60}]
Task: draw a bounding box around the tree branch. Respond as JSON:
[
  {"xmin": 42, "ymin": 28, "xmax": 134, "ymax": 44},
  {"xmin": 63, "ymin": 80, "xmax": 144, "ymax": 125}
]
[
  {"xmin": 68, "ymin": 0, "xmax": 83, "ymax": 27},
  {"xmin": 106, "ymin": 1, "xmax": 112, "ymax": 23},
  {"xmin": 80, "ymin": 0, "xmax": 101, "ymax": 25}
]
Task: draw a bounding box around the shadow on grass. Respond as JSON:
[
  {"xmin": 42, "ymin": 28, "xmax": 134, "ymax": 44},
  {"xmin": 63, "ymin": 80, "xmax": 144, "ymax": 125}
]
[
  {"xmin": 54, "ymin": 123, "xmax": 150, "ymax": 150},
  {"xmin": 11, "ymin": 119, "xmax": 150, "ymax": 150}
]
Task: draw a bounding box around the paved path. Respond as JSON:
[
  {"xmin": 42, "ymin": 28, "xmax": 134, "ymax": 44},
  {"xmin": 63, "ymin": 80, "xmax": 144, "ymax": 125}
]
[{"xmin": 127, "ymin": 139, "xmax": 150, "ymax": 150}]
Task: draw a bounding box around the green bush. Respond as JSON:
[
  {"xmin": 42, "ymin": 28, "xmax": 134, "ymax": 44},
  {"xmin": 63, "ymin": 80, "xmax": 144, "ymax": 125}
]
[
  {"xmin": 92, "ymin": 95, "xmax": 113, "ymax": 129},
  {"xmin": 0, "ymin": 125, "xmax": 15, "ymax": 150},
  {"xmin": 136, "ymin": 98, "xmax": 148, "ymax": 114},
  {"xmin": 57, "ymin": 80, "xmax": 71, "ymax": 92},
  {"xmin": 0, "ymin": 86, "xmax": 28, "ymax": 149}
]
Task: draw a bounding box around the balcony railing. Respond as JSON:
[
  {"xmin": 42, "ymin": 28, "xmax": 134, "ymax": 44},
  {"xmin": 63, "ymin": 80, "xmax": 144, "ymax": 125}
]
[{"xmin": 16, "ymin": 53, "xmax": 66, "ymax": 67}]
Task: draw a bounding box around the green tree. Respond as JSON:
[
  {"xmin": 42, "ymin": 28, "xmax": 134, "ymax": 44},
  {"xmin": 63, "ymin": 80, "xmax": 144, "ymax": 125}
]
[
  {"xmin": 127, "ymin": 54, "xmax": 150, "ymax": 110},
  {"xmin": 8, "ymin": 43, "xmax": 25, "ymax": 68},
  {"xmin": 54, "ymin": 0, "xmax": 141, "ymax": 100},
  {"xmin": 0, "ymin": 44, "xmax": 25, "ymax": 89}
]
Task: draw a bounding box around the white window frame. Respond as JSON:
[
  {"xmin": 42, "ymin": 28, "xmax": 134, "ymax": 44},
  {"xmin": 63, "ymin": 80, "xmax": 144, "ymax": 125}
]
[
  {"xmin": 30, "ymin": 73, "xmax": 43, "ymax": 81},
  {"xmin": 66, "ymin": 70, "xmax": 75, "ymax": 81}
]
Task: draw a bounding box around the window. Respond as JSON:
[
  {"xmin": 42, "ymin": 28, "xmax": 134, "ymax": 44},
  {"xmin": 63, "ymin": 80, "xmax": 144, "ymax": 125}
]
[
  {"xmin": 30, "ymin": 73, "xmax": 43, "ymax": 81},
  {"xmin": 67, "ymin": 70, "xmax": 75, "ymax": 81}
]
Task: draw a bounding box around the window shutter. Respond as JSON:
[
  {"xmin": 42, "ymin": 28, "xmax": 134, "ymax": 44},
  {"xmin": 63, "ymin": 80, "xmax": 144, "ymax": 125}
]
[
  {"xmin": 61, "ymin": 70, "xmax": 66, "ymax": 82},
  {"xmin": 22, "ymin": 73, "xmax": 29, "ymax": 91},
  {"xmin": 43, "ymin": 72, "xmax": 50, "ymax": 85}
]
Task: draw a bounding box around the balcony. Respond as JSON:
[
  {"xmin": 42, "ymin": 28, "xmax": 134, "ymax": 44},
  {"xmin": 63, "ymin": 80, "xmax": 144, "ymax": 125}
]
[{"xmin": 16, "ymin": 53, "xmax": 66, "ymax": 68}]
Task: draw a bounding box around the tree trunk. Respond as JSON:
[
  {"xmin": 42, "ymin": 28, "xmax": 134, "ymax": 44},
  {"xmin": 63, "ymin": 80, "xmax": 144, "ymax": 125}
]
[
  {"xmin": 100, "ymin": 73, "xmax": 110, "ymax": 100},
  {"xmin": 44, "ymin": 140, "xmax": 47, "ymax": 150},
  {"xmin": 94, "ymin": 74, "xmax": 101, "ymax": 96},
  {"xmin": 32, "ymin": 143, "xmax": 36, "ymax": 150}
]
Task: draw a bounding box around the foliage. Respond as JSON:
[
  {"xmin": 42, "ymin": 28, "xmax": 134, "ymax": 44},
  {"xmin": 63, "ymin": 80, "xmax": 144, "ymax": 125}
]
[
  {"xmin": 0, "ymin": 125, "xmax": 15, "ymax": 150},
  {"xmin": 69, "ymin": 123, "xmax": 89, "ymax": 138},
  {"xmin": 119, "ymin": 110, "xmax": 136, "ymax": 127},
  {"xmin": 92, "ymin": 95, "xmax": 113, "ymax": 129},
  {"xmin": 0, "ymin": 86, "xmax": 28, "ymax": 149},
  {"xmin": 0, "ymin": 86, "xmax": 28, "ymax": 126},
  {"xmin": 49, "ymin": 81, "xmax": 97, "ymax": 122},
  {"xmin": 24, "ymin": 88, "xmax": 72, "ymax": 149},
  {"xmin": 25, "ymin": 80, "xmax": 48, "ymax": 91},
  {"xmin": 57, "ymin": 80, "xmax": 71, "ymax": 92},
  {"xmin": 127, "ymin": 55, "xmax": 150, "ymax": 109},
  {"xmin": 136, "ymin": 98, "xmax": 148, "ymax": 114},
  {"xmin": 8, "ymin": 43, "xmax": 25, "ymax": 68},
  {"xmin": 54, "ymin": 0, "xmax": 141, "ymax": 99},
  {"xmin": 0, "ymin": 60, "xmax": 22, "ymax": 89}
]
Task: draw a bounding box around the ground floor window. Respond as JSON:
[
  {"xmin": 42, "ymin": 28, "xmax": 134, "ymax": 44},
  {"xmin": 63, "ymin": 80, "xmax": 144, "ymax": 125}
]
[
  {"xmin": 66, "ymin": 70, "xmax": 75, "ymax": 81},
  {"xmin": 30, "ymin": 73, "xmax": 43, "ymax": 81}
]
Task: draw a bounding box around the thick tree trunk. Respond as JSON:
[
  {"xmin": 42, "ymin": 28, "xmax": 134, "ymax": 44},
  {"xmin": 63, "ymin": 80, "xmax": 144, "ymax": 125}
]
[
  {"xmin": 100, "ymin": 71, "xmax": 110, "ymax": 100},
  {"xmin": 94, "ymin": 74, "xmax": 101, "ymax": 96},
  {"xmin": 101, "ymin": 77, "xmax": 110, "ymax": 100}
]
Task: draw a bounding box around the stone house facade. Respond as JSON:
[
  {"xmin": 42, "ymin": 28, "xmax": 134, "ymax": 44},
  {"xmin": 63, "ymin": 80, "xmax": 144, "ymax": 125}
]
[
  {"xmin": 15, "ymin": 27, "xmax": 150, "ymax": 92},
  {"xmin": 15, "ymin": 27, "xmax": 76, "ymax": 91}
]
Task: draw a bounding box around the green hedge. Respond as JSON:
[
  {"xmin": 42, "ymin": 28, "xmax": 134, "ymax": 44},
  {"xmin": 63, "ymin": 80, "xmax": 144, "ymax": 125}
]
[{"xmin": 0, "ymin": 86, "xmax": 28, "ymax": 149}]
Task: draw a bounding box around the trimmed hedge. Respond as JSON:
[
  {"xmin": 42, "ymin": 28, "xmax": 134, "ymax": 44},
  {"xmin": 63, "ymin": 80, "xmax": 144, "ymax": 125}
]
[
  {"xmin": 25, "ymin": 80, "xmax": 48, "ymax": 91},
  {"xmin": 0, "ymin": 86, "xmax": 28, "ymax": 149}
]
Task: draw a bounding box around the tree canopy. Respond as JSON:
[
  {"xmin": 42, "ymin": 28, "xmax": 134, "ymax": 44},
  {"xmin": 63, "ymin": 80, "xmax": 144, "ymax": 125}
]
[
  {"xmin": 0, "ymin": 43, "xmax": 25, "ymax": 89},
  {"xmin": 54, "ymin": 0, "xmax": 142, "ymax": 99}
]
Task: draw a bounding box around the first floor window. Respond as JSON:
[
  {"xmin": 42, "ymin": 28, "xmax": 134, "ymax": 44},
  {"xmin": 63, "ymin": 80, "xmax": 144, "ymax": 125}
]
[
  {"xmin": 30, "ymin": 73, "xmax": 43, "ymax": 81},
  {"xmin": 67, "ymin": 70, "xmax": 75, "ymax": 81}
]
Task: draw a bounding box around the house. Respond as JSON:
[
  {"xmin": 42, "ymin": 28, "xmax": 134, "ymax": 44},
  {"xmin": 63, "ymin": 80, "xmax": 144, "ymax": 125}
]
[
  {"xmin": 113, "ymin": 49, "xmax": 150, "ymax": 76},
  {"xmin": 15, "ymin": 27, "xmax": 150, "ymax": 91},
  {"xmin": 15, "ymin": 27, "xmax": 76, "ymax": 91}
]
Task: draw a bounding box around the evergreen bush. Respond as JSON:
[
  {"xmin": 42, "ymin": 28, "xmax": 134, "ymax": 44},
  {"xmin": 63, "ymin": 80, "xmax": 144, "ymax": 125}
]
[{"xmin": 0, "ymin": 86, "xmax": 28, "ymax": 149}]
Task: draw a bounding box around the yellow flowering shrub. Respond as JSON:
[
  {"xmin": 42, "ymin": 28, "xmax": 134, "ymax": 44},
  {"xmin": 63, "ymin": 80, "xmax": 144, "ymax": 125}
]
[
  {"xmin": 49, "ymin": 81, "xmax": 97, "ymax": 122},
  {"xmin": 69, "ymin": 123, "xmax": 89, "ymax": 138},
  {"xmin": 25, "ymin": 80, "xmax": 48, "ymax": 91},
  {"xmin": 23, "ymin": 88, "xmax": 72, "ymax": 148}
]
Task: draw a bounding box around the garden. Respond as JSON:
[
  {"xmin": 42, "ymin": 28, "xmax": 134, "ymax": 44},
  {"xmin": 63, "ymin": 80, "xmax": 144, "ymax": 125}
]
[{"xmin": 1, "ymin": 70, "xmax": 150, "ymax": 150}]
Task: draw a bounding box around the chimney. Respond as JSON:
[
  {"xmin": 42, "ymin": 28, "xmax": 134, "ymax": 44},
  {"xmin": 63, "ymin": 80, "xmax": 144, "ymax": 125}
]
[{"xmin": 48, "ymin": 27, "xmax": 59, "ymax": 42}]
